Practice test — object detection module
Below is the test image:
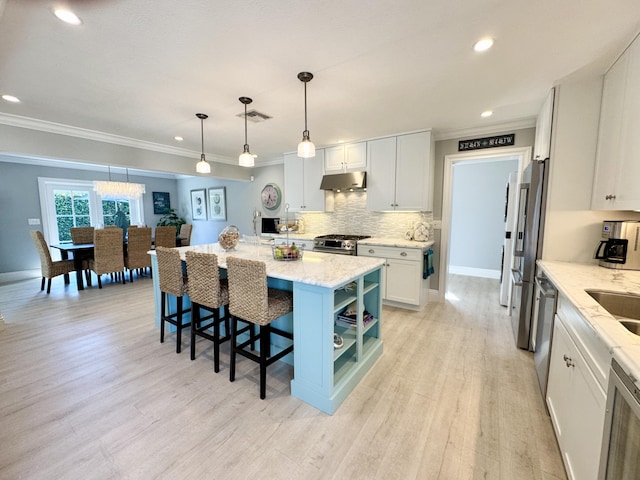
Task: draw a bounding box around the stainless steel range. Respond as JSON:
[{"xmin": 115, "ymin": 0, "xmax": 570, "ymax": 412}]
[{"xmin": 313, "ymin": 234, "xmax": 371, "ymax": 255}]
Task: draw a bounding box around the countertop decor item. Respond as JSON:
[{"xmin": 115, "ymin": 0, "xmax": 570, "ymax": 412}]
[
  {"xmin": 218, "ymin": 225, "xmax": 239, "ymax": 250},
  {"xmin": 272, "ymin": 243, "xmax": 304, "ymax": 261},
  {"xmin": 412, "ymin": 221, "xmax": 431, "ymax": 242}
]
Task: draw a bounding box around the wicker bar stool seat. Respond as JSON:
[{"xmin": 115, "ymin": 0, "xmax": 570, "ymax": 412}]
[
  {"xmin": 226, "ymin": 256, "xmax": 294, "ymax": 399},
  {"xmin": 156, "ymin": 246, "xmax": 191, "ymax": 354},
  {"xmin": 185, "ymin": 251, "xmax": 231, "ymax": 372}
]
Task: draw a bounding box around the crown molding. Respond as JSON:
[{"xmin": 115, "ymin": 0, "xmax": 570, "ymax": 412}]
[
  {"xmin": 0, "ymin": 112, "xmax": 237, "ymax": 165},
  {"xmin": 433, "ymin": 118, "xmax": 536, "ymax": 141}
]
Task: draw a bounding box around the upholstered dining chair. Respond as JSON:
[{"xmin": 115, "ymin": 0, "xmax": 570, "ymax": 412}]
[
  {"xmin": 89, "ymin": 227, "xmax": 126, "ymax": 288},
  {"xmin": 154, "ymin": 226, "xmax": 176, "ymax": 248},
  {"xmin": 226, "ymin": 256, "xmax": 294, "ymax": 399},
  {"xmin": 125, "ymin": 226, "xmax": 152, "ymax": 282},
  {"xmin": 155, "ymin": 246, "xmax": 190, "ymax": 354},
  {"xmin": 185, "ymin": 251, "xmax": 230, "ymax": 372},
  {"xmin": 178, "ymin": 224, "xmax": 192, "ymax": 246},
  {"xmin": 30, "ymin": 230, "xmax": 75, "ymax": 294}
]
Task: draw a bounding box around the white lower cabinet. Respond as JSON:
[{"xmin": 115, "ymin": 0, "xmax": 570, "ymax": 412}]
[
  {"xmin": 546, "ymin": 307, "xmax": 607, "ymax": 480},
  {"xmin": 358, "ymin": 245, "xmax": 425, "ymax": 307}
]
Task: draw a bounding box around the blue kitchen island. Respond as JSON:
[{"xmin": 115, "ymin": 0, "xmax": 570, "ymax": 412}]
[{"xmin": 150, "ymin": 243, "xmax": 384, "ymax": 414}]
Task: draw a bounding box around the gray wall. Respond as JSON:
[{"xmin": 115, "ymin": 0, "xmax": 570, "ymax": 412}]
[
  {"xmin": 0, "ymin": 160, "xmax": 179, "ymax": 272},
  {"xmin": 449, "ymin": 159, "xmax": 518, "ymax": 273}
]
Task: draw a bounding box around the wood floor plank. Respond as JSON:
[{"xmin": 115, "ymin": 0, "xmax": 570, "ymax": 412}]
[{"xmin": 0, "ymin": 274, "xmax": 567, "ymax": 479}]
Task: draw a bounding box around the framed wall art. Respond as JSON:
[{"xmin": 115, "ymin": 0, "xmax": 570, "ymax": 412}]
[
  {"xmin": 152, "ymin": 192, "xmax": 170, "ymax": 214},
  {"xmin": 208, "ymin": 187, "xmax": 227, "ymax": 221},
  {"xmin": 190, "ymin": 189, "xmax": 207, "ymax": 221}
]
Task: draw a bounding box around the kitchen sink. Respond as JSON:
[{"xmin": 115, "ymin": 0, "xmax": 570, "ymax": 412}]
[{"xmin": 586, "ymin": 289, "xmax": 640, "ymax": 334}]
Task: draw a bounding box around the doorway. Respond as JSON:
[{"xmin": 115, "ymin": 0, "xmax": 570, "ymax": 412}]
[{"xmin": 440, "ymin": 146, "xmax": 531, "ymax": 299}]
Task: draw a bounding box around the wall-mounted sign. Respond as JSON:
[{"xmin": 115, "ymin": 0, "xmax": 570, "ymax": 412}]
[
  {"xmin": 458, "ymin": 133, "xmax": 515, "ymax": 151},
  {"xmin": 152, "ymin": 192, "xmax": 170, "ymax": 214}
]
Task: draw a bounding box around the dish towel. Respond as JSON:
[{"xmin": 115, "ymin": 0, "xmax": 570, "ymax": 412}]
[{"xmin": 423, "ymin": 248, "xmax": 435, "ymax": 279}]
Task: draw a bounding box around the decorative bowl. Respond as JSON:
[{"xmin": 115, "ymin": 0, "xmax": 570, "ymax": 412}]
[
  {"xmin": 218, "ymin": 225, "xmax": 240, "ymax": 251},
  {"xmin": 272, "ymin": 243, "xmax": 304, "ymax": 261}
]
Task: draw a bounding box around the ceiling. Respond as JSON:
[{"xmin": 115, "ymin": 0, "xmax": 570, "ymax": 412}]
[{"xmin": 1, "ymin": 0, "xmax": 639, "ymax": 171}]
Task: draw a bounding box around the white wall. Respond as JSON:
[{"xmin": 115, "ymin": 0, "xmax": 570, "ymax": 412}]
[{"xmin": 449, "ymin": 159, "xmax": 518, "ymax": 277}]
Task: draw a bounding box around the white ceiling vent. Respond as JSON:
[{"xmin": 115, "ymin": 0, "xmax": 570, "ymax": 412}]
[{"xmin": 236, "ymin": 109, "xmax": 272, "ymax": 123}]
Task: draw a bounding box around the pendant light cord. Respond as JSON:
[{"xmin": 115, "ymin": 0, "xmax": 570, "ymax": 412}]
[
  {"xmin": 200, "ymin": 117, "xmax": 205, "ymax": 160},
  {"xmin": 303, "ymin": 81, "xmax": 308, "ymax": 132},
  {"xmin": 244, "ymin": 103, "xmax": 248, "ymax": 145}
]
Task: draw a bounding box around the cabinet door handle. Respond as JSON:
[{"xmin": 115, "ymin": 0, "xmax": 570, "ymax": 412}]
[
  {"xmin": 400, "ymin": 251, "xmax": 407, "ymax": 257},
  {"xmin": 368, "ymin": 249, "xmax": 375, "ymax": 254},
  {"xmin": 563, "ymin": 354, "xmax": 575, "ymax": 368},
  {"xmin": 605, "ymin": 194, "xmax": 616, "ymax": 200}
]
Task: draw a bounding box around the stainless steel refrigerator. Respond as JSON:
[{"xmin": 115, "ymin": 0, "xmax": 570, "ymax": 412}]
[{"xmin": 510, "ymin": 158, "xmax": 549, "ymax": 350}]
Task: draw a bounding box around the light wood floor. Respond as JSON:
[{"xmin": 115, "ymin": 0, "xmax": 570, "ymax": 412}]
[{"xmin": 0, "ymin": 273, "xmax": 567, "ymax": 480}]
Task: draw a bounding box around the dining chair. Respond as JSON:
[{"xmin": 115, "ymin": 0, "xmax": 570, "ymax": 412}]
[
  {"xmin": 70, "ymin": 226, "xmax": 95, "ymax": 284},
  {"xmin": 89, "ymin": 228, "xmax": 126, "ymax": 288},
  {"xmin": 155, "ymin": 247, "xmax": 190, "ymax": 354},
  {"xmin": 226, "ymin": 256, "xmax": 294, "ymax": 399},
  {"xmin": 29, "ymin": 230, "xmax": 75, "ymax": 294},
  {"xmin": 154, "ymin": 226, "xmax": 176, "ymax": 248},
  {"xmin": 185, "ymin": 251, "xmax": 230, "ymax": 372},
  {"xmin": 70, "ymin": 226, "xmax": 94, "ymax": 244},
  {"xmin": 178, "ymin": 224, "xmax": 192, "ymax": 246},
  {"xmin": 125, "ymin": 226, "xmax": 152, "ymax": 282}
]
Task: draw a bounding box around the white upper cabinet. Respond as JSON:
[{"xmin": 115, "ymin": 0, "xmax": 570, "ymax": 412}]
[
  {"xmin": 324, "ymin": 142, "xmax": 367, "ymax": 173},
  {"xmin": 284, "ymin": 150, "xmax": 333, "ymax": 213},
  {"xmin": 366, "ymin": 131, "xmax": 434, "ymax": 211},
  {"xmin": 592, "ymin": 36, "xmax": 640, "ymax": 210},
  {"xmin": 533, "ymin": 88, "xmax": 555, "ymax": 162}
]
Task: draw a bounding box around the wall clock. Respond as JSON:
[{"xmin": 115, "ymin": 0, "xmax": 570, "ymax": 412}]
[{"xmin": 261, "ymin": 183, "xmax": 282, "ymax": 211}]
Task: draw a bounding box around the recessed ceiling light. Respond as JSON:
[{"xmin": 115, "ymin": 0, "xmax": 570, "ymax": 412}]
[
  {"xmin": 53, "ymin": 8, "xmax": 82, "ymax": 26},
  {"xmin": 473, "ymin": 37, "xmax": 494, "ymax": 52},
  {"xmin": 2, "ymin": 94, "xmax": 21, "ymax": 103},
  {"xmin": 481, "ymin": 110, "xmax": 493, "ymax": 118},
  {"xmin": 174, "ymin": 136, "xmax": 184, "ymax": 142}
]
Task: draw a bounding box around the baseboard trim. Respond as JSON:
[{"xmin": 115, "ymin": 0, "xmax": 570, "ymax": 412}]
[{"xmin": 0, "ymin": 269, "xmax": 40, "ymax": 285}]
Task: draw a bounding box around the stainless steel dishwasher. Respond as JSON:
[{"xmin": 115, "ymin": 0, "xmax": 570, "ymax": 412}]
[{"xmin": 533, "ymin": 270, "xmax": 557, "ymax": 402}]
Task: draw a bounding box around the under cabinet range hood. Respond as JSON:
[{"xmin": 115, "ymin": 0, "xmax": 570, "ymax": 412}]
[{"xmin": 320, "ymin": 171, "xmax": 367, "ymax": 191}]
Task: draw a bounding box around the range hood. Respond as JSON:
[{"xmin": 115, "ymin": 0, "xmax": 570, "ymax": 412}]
[{"xmin": 320, "ymin": 171, "xmax": 367, "ymax": 191}]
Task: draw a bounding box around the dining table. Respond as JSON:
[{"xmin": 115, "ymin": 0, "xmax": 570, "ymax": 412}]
[{"xmin": 50, "ymin": 242, "xmax": 95, "ymax": 290}]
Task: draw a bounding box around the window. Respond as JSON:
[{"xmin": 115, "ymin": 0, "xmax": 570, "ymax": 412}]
[{"xmin": 38, "ymin": 178, "xmax": 144, "ymax": 244}]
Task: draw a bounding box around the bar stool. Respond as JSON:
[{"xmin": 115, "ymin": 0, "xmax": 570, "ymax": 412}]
[
  {"xmin": 156, "ymin": 246, "xmax": 190, "ymax": 354},
  {"xmin": 226, "ymin": 256, "xmax": 293, "ymax": 399},
  {"xmin": 185, "ymin": 251, "xmax": 231, "ymax": 372}
]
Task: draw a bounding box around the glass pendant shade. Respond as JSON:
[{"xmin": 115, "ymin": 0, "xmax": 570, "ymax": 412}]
[
  {"xmin": 239, "ymin": 147, "xmax": 254, "ymax": 167},
  {"xmin": 297, "ymin": 132, "xmax": 315, "ymax": 158},
  {"xmin": 196, "ymin": 154, "xmax": 211, "ymax": 173}
]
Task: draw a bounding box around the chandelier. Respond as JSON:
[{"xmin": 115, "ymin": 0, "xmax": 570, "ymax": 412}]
[{"xmin": 93, "ymin": 167, "xmax": 146, "ymax": 199}]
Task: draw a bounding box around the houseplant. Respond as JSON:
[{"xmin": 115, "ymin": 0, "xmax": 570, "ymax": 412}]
[{"xmin": 157, "ymin": 208, "xmax": 186, "ymax": 235}]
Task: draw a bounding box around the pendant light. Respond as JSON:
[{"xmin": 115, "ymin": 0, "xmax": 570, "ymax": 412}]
[
  {"xmin": 195, "ymin": 113, "xmax": 211, "ymax": 174},
  {"xmin": 94, "ymin": 166, "xmax": 145, "ymax": 199},
  {"xmin": 297, "ymin": 71, "xmax": 315, "ymax": 158},
  {"xmin": 238, "ymin": 97, "xmax": 254, "ymax": 167}
]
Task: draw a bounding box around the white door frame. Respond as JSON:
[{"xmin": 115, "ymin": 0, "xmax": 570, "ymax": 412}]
[{"xmin": 439, "ymin": 146, "xmax": 531, "ymax": 297}]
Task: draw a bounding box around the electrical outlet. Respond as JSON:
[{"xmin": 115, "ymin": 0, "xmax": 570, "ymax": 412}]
[{"xmin": 28, "ymin": 218, "xmax": 41, "ymax": 225}]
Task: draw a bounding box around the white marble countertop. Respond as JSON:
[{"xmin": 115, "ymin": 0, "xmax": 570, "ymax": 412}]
[
  {"xmin": 537, "ymin": 260, "xmax": 640, "ymax": 388},
  {"xmin": 261, "ymin": 233, "xmax": 318, "ymax": 242},
  {"xmin": 358, "ymin": 238, "xmax": 434, "ymax": 250},
  {"xmin": 150, "ymin": 243, "xmax": 384, "ymax": 289}
]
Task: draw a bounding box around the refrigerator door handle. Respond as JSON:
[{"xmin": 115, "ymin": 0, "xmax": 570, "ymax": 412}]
[{"xmin": 511, "ymin": 268, "xmax": 523, "ymax": 286}]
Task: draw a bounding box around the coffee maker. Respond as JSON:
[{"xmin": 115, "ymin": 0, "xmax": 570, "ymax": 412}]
[{"xmin": 595, "ymin": 220, "xmax": 640, "ymax": 270}]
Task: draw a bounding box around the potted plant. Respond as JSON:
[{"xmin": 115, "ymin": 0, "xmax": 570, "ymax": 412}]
[{"xmin": 157, "ymin": 208, "xmax": 186, "ymax": 235}]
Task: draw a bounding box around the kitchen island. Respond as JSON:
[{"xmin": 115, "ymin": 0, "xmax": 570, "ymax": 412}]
[{"xmin": 150, "ymin": 243, "xmax": 385, "ymax": 414}]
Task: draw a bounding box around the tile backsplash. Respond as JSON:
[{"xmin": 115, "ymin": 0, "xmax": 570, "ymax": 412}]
[{"xmin": 296, "ymin": 191, "xmax": 433, "ymax": 239}]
